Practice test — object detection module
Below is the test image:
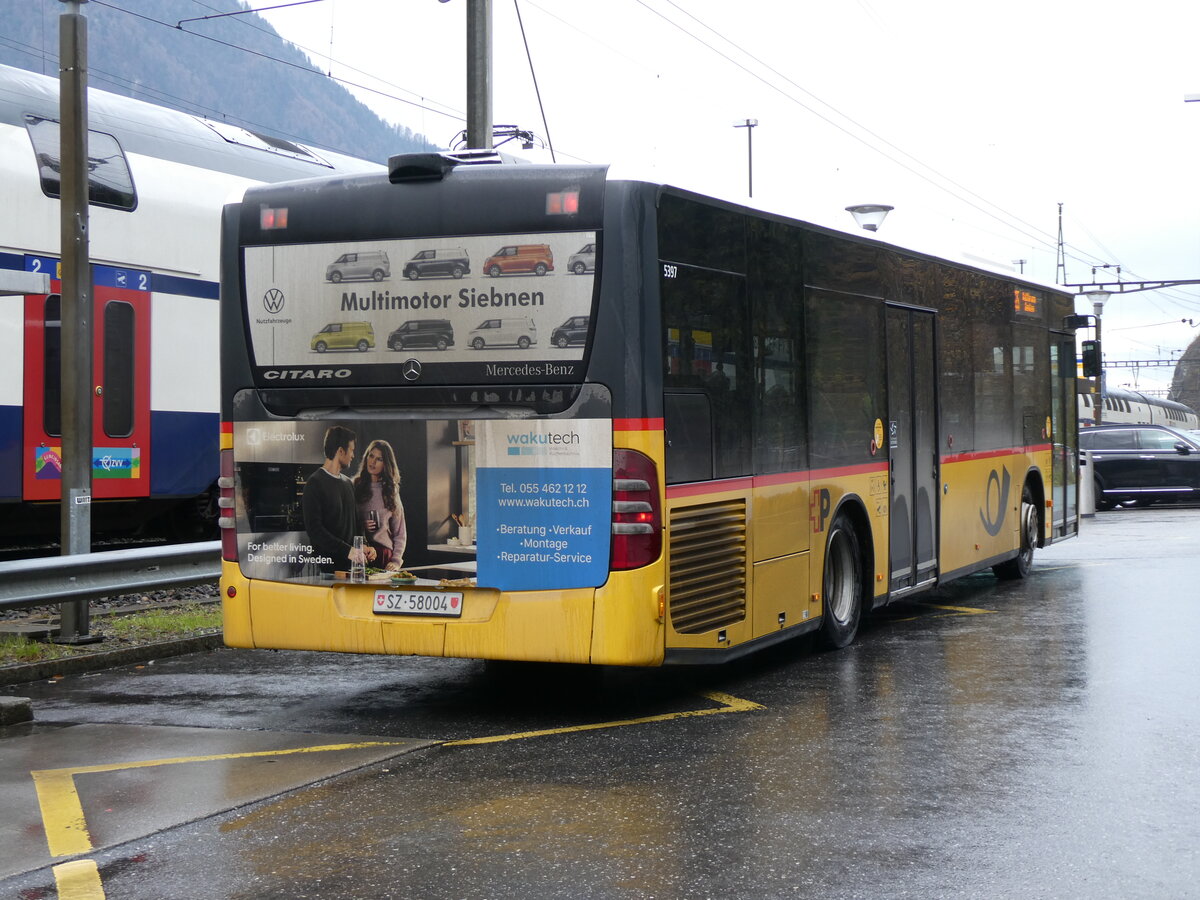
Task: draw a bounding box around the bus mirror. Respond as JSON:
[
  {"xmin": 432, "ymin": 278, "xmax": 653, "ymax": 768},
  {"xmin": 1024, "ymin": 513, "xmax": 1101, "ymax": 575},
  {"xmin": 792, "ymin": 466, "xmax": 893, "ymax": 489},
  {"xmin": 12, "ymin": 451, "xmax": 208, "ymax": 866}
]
[{"xmin": 1081, "ymin": 340, "xmax": 1101, "ymax": 378}]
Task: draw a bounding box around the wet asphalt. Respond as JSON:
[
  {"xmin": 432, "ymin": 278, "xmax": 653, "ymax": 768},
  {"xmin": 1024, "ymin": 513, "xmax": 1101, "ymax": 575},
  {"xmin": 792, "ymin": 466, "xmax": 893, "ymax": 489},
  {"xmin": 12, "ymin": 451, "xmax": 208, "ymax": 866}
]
[{"xmin": 2, "ymin": 504, "xmax": 1198, "ymax": 898}]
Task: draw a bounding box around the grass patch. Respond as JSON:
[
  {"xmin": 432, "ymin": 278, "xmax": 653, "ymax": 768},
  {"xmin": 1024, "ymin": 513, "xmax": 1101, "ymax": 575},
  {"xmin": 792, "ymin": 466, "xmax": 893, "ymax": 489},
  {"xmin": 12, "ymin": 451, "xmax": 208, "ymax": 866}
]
[
  {"xmin": 102, "ymin": 605, "xmax": 221, "ymax": 642},
  {"xmin": 0, "ymin": 633, "xmax": 79, "ymax": 664},
  {"xmin": 0, "ymin": 603, "xmax": 222, "ymax": 668}
]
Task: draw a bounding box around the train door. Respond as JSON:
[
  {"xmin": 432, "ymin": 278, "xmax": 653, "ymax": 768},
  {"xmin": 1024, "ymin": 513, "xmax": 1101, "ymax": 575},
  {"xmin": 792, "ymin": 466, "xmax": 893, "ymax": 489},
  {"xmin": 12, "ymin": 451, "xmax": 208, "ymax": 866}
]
[
  {"xmin": 22, "ymin": 262, "xmax": 152, "ymax": 502},
  {"xmin": 886, "ymin": 305, "xmax": 938, "ymax": 593}
]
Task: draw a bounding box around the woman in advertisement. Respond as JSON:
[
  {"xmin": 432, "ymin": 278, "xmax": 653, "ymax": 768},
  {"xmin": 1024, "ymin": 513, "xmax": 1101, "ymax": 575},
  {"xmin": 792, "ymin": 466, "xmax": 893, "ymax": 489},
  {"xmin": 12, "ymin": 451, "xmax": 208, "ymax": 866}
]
[{"xmin": 353, "ymin": 439, "xmax": 408, "ymax": 570}]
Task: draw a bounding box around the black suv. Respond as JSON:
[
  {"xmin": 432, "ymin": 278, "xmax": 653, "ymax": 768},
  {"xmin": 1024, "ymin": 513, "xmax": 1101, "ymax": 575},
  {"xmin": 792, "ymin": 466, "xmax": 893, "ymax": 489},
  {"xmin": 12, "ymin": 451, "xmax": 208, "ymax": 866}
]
[
  {"xmin": 387, "ymin": 319, "xmax": 455, "ymax": 351},
  {"xmin": 550, "ymin": 315, "xmax": 589, "ymax": 348},
  {"xmin": 1079, "ymin": 423, "xmax": 1200, "ymax": 509}
]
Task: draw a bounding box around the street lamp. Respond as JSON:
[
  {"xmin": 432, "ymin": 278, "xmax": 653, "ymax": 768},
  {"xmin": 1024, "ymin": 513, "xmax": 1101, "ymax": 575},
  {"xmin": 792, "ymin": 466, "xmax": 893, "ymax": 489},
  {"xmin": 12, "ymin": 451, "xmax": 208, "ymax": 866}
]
[
  {"xmin": 1084, "ymin": 289, "xmax": 1110, "ymax": 424},
  {"xmin": 845, "ymin": 203, "xmax": 893, "ymax": 232},
  {"xmin": 733, "ymin": 118, "xmax": 758, "ymax": 197}
]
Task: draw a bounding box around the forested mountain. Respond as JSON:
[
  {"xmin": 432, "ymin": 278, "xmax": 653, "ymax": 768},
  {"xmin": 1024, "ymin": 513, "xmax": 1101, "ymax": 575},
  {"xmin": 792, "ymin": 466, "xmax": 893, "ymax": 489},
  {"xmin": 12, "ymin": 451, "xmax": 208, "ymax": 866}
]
[{"xmin": 0, "ymin": 0, "xmax": 435, "ymax": 164}]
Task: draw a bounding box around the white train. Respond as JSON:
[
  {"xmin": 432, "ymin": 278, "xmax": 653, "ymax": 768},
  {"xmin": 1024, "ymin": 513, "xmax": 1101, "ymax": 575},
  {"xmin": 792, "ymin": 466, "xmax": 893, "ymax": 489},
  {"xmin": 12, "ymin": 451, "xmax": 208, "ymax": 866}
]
[
  {"xmin": 1078, "ymin": 386, "xmax": 1199, "ymax": 429},
  {"xmin": 0, "ymin": 62, "xmax": 381, "ymax": 539}
]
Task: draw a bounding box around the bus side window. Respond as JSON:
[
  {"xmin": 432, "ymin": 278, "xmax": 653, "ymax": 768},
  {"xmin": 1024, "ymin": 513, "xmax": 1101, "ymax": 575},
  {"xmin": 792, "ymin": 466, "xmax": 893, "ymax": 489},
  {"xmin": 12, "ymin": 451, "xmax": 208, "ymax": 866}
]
[{"xmin": 664, "ymin": 392, "xmax": 713, "ymax": 484}]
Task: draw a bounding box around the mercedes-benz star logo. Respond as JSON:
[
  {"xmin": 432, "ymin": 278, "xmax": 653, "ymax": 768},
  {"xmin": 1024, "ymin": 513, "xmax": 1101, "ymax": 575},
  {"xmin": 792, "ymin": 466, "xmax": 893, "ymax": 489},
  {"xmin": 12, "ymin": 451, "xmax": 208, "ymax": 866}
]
[
  {"xmin": 402, "ymin": 358, "xmax": 422, "ymax": 381},
  {"xmin": 263, "ymin": 288, "xmax": 285, "ymax": 314}
]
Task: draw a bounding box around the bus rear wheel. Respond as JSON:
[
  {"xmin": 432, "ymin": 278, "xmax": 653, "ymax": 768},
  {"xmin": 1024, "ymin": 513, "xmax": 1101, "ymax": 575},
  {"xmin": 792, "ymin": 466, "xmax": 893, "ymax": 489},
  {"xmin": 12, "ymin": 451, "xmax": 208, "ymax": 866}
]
[
  {"xmin": 993, "ymin": 485, "xmax": 1037, "ymax": 580},
  {"xmin": 820, "ymin": 514, "xmax": 863, "ymax": 649}
]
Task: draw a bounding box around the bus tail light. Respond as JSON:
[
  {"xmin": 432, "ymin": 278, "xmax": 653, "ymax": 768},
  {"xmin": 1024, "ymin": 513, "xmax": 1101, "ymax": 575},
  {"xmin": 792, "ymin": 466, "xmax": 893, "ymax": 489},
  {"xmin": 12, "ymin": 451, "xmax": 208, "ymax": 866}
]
[
  {"xmin": 611, "ymin": 449, "xmax": 662, "ymax": 570},
  {"xmin": 218, "ymin": 448, "xmax": 237, "ymax": 562}
]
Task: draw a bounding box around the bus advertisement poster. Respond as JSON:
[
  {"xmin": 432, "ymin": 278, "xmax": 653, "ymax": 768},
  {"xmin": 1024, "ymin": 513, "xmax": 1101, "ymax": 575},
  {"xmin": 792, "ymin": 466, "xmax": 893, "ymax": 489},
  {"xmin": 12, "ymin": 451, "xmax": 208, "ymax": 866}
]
[
  {"xmin": 241, "ymin": 232, "xmax": 597, "ymax": 370},
  {"xmin": 232, "ymin": 415, "xmax": 611, "ymax": 590},
  {"xmin": 474, "ymin": 418, "xmax": 612, "ymax": 591}
]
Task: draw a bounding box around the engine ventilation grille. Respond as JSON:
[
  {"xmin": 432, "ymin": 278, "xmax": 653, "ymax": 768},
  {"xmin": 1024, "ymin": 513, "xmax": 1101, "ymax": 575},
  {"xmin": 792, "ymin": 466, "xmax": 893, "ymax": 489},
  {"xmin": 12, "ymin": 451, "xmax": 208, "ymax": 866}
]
[{"xmin": 668, "ymin": 499, "xmax": 747, "ymax": 634}]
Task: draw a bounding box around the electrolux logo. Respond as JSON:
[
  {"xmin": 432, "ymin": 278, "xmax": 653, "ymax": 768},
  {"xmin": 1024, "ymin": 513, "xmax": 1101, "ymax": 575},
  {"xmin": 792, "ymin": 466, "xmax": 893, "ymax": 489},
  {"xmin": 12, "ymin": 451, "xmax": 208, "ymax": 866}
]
[
  {"xmin": 246, "ymin": 428, "xmax": 307, "ymax": 446},
  {"xmin": 263, "ymin": 288, "xmax": 285, "ymax": 314}
]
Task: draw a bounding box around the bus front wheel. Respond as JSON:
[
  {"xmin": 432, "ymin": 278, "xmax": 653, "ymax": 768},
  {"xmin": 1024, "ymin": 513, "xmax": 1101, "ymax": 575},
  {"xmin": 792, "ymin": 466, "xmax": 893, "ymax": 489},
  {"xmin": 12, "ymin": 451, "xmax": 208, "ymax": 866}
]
[
  {"xmin": 820, "ymin": 514, "xmax": 864, "ymax": 649},
  {"xmin": 993, "ymin": 485, "xmax": 1037, "ymax": 580}
]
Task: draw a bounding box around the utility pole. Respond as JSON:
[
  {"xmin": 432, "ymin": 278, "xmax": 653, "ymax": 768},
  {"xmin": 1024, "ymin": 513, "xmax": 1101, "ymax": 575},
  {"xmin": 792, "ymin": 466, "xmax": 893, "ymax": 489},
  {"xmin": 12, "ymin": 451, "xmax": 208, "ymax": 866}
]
[
  {"xmin": 734, "ymin": 118, "xmax": 758, "ymax": 197},
  {"xmin": 1055, "ymin": 202, "xmax": 1066, "ymax": 285},
  {"xmin": 58, "ymin": 0, "xmax": 96, "ymax": 643},
  {"xmin": 466, "ymin": 0, "xmax": 492, "ymax": 149}
]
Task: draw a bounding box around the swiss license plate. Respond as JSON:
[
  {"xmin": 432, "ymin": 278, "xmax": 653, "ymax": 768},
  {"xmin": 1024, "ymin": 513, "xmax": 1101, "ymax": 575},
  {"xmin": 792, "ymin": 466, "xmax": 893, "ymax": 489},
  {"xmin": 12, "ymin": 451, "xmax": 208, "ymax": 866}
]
[{"xmin": 373, "ymin": 588, "xmax": 463, "ymax": 618}]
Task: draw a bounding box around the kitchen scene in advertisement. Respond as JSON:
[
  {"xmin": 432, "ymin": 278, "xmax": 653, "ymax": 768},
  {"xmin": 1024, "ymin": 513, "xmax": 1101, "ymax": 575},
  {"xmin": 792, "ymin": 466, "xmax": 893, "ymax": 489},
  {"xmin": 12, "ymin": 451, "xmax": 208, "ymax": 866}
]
[
  {"xmin": 243, "ymin": 232, "xmax": 596, "ymax": 377},
  {"xmin": 232, "ymin": 415, "xmax": 612, "ymax": 594}
]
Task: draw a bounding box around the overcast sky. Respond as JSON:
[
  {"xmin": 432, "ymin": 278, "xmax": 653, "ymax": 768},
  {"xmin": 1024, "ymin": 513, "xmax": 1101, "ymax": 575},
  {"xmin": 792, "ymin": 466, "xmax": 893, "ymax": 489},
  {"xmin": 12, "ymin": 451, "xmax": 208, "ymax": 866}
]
[{"xmin": 256, "ymin": 0, "xmax": 1200, "ymax": 394}]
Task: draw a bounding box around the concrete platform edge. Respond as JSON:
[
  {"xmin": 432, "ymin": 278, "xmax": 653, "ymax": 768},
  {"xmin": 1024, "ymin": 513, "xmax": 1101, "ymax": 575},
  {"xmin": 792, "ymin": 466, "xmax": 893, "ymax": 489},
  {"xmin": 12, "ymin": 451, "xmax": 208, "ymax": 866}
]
[{"xmin": 0, "ymin": 633, "xmax": 225, "ymax": 687}]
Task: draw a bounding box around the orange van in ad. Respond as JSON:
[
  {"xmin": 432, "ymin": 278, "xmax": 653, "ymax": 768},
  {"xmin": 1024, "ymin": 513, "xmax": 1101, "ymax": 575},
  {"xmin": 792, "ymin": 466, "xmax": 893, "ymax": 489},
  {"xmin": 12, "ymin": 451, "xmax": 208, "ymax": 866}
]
[{"xmin": 483, "ymin": 244, "xmax": 554, "ymax": 276}]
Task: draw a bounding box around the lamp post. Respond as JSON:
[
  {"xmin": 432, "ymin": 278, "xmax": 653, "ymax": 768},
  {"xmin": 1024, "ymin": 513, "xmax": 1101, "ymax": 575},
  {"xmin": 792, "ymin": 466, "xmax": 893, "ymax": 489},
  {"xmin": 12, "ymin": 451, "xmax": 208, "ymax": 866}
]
[
  {"xmin": 733, "ymin": 118, "xmax": 758, "ymax": 197},
  {"xmin": 845, "ymin": 204, "xmax": 893, "ymax": 232},
  {"xmin": 1084, "ymin": 289, "xmax": 1110, "ymax": 425}
]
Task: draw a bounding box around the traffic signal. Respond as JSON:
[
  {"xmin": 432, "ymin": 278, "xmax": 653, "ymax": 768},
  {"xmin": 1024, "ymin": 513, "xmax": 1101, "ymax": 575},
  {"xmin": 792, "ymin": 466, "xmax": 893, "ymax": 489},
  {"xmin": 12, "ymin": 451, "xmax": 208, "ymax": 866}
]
[{"xmin": 1081, "ymin": 340, "xmax": 1101, "ymax": 378}]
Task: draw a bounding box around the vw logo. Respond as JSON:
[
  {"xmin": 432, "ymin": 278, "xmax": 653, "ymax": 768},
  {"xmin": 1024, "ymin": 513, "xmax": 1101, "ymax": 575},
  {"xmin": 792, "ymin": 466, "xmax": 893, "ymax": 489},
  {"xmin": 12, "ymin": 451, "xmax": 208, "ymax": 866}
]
[
  {"xmin": 402, "ymin": 358, "xmax": 422, "ymax": 381},
  {"xmin": 263, "ymin": 288, "xmax": 285, "ymax": 314}
]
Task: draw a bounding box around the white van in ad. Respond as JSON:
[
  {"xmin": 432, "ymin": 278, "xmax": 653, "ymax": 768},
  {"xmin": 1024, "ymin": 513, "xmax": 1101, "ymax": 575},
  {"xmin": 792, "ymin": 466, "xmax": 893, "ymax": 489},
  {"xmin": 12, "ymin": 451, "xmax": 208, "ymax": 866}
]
[
  {"xmin": 468, "ymin": 317, "xmax": 538, "ymax": 350},
  {"xmin": 325, "ymin": 250, "xmax": 390, "ymax": 283}
]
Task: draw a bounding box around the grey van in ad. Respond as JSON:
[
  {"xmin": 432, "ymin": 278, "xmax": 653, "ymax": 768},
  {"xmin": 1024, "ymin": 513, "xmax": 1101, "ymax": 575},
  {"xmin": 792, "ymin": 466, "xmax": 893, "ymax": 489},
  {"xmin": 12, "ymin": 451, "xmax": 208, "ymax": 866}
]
[{"xmin": 326, "ymin": 250, "xmax": 390, "ymax": 283}]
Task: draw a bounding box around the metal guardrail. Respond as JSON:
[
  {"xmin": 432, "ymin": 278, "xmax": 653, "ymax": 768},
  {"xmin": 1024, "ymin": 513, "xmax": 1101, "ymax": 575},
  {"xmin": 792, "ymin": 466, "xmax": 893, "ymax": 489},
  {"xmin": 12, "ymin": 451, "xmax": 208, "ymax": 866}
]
[{"xmin": 0, "ymin": 541, "xmax": 221, "ymax": 611}]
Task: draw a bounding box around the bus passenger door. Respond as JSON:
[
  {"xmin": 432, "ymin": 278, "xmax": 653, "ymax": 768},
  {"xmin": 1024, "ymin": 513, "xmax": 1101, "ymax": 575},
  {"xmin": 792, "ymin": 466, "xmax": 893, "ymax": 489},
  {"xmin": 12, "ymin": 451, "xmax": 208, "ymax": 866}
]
[{"xmin": 886, "ymin": 305, "xmax": 938, "ymax": 592}]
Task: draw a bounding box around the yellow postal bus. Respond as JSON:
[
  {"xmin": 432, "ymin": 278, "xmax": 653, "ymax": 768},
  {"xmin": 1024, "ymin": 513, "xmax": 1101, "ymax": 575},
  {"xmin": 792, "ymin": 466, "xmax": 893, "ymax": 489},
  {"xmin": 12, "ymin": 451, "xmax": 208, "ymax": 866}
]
[{"xmin": 218, "ymin": 152, "xmax": 1079, "ymax": 665}]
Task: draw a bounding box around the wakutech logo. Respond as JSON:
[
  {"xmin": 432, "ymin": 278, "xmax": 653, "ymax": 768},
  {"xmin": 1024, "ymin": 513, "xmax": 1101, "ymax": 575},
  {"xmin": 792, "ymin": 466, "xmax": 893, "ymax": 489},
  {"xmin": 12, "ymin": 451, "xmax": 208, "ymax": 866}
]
[
  {"xmin": 505, "ymin": 428, "xmax": 580, "ymax": 456},
  {"xmin": 263, "ymin": 288, "xmax": 285, "ymax": 314}
]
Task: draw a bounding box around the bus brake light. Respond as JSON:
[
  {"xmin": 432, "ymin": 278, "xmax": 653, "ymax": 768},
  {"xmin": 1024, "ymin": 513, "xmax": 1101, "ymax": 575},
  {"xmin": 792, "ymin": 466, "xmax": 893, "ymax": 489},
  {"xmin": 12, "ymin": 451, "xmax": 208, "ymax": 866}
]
[
  {"xmin": 611, "ymin": 449, "xmax": 662, "ymax": 570},
  {"xmin": 546, "ymin": 191, "xmax": 579, "ymax": 215},
  {"xmin": 260, "ymin": 206, "xmax": 288, "ymax": 230}
]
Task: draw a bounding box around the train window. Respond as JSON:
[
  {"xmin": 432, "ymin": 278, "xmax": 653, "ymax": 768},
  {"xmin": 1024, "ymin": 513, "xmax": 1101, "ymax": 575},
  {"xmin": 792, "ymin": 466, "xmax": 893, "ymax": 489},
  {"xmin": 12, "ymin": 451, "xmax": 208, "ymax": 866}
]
[
  {"xmin": 25, "ymin": 116, "xmax": 137, "ymax": 211},
  {"xmin": 103, "ymin": 301, "xmax": 136, "ymax": 438},
  {"xmin": 43, "ymin": 295, "xmax": 62, "ymax": 438},
  {"xmin": 198, "ymin": 119, "xmax": 332, "ymax": 167}
]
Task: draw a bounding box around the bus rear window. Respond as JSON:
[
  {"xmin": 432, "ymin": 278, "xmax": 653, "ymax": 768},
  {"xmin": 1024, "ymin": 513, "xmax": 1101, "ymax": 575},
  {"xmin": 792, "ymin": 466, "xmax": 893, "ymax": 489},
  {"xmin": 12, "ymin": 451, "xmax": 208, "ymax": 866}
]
[{"xmin": 241, "ymin": 232, "xmax": 598, "ymax": 386}]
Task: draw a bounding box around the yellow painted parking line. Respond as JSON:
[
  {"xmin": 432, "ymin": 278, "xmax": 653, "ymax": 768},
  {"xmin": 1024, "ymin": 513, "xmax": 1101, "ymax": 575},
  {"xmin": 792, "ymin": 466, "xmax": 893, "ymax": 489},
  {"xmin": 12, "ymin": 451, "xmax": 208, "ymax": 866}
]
[
  {"xmin": 52, "ymin": 859, "xmax": 104, "ymax": 900},
  {"xmin": 889, "ymin": 602, "xmax": 996, "ymax": 623},
  {"xmin": 918, "ymin": 603, "xmax": 996, "ymax": 616},
  {"xmin": 32, "ymin": 694, "xmax": 763, "ymax": 898},
  {"xmin": 443, "ymin": 690, "xmax": 765, "ymax": 746},
  {"xmin": 32, "ymin": 740, "xmax": 407, "ymax": 858}
]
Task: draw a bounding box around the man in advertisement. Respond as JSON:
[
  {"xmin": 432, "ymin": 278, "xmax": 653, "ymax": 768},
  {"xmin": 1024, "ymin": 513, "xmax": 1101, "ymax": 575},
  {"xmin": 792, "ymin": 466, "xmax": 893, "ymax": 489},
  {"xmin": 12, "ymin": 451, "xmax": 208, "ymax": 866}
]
[{"xmin": 302, "ymin": 425, "xmax": 374, "ymax": 573}]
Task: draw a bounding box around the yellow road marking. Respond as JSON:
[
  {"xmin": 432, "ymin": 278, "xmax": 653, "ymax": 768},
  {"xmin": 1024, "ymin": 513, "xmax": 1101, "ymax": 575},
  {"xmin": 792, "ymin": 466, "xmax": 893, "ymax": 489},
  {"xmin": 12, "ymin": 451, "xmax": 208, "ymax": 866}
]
[
  {"xmin": 31, "ymin": 693, "xmax": 764, "ymax": 897},
  {"xmin": 918, "ymin": 603, "xmax": 997, "ymax": 616},
  {"xmin": 33, "ymin": 740, "xmax": 407, "ymax": 858},
  {"xmin": 889, "ymin": 602, "xmax": 996, "ymax": 623},
  {"xmin": 52, "ymin": 859, "xmax": 104, "ymax": 900},
  {"xmin": 443, "ymin": 690, "xmax": 764, "ymax": 746}
]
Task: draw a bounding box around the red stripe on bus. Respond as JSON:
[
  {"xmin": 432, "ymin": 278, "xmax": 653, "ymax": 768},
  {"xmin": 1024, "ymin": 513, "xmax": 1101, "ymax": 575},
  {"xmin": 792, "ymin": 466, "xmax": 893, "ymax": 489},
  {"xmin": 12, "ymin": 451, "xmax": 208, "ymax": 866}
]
[
  {"xmin": 809, "ymin": 462, "xmax": 890, "ymax": 480},
  {"xmin": 666, "ymin": 462, "xmax": 889, "ymax": 498},
  {"xmin": 614, "ymin": 418, "xmax": 664, "ymax": 431},
  {"xmin": 221, "ymin": 421, "xmax": 233, "ymax": 434},
  {"xmin": 666, "ymin": 477, "xmax": 755, "ymax": 499},
  {"xmin": 942, "ymin": 444, "xmax": 1052, "ymax": 464}
]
